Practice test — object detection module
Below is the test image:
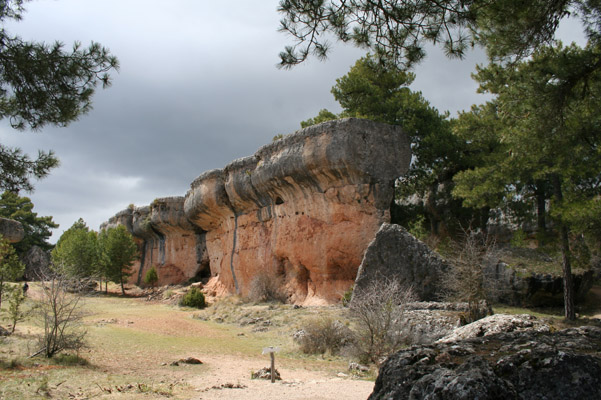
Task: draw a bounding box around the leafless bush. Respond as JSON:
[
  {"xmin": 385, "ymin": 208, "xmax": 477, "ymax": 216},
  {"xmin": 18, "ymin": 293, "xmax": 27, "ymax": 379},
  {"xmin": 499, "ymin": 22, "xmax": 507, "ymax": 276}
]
[
  {"xmin": 349, "ymin": 278, "xmax": 415, "ymax": 365},
  {"xmin": 297, "ymin": 316, "xmax": 354, "ymax": 355},
  {"xmin": 33, "ymin": 271, "xmax": 88, "ymax": 358},
  {"xmin": 246, "ymin": 271, "xmax": 287, "ymax": 303},
  {"xmin": 441, "ymin": 230, "xmax": 496, "ymax": 323}
]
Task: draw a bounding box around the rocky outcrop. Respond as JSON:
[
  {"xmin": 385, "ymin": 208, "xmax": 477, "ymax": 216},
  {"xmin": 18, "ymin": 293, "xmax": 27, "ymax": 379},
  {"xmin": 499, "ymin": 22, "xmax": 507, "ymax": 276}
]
[
  {"xmin": 0, "ymin": 217, "xmax": 24, "ymax": 243},
  {"xmin": 370, "ymin": 324, "xmax": 601, "ymax": 400},
  {"xmin": 102, "ymin": 199, "xmax": 210, "ymax": 287},
  {"xmin": 22, "ymin": 245, "xmax": 51, "ymax": 280},
  {"xmin": 102, "ymin": 118, "xmax": 411, "ymax": 303},
  {"xmin": 353, "ymin": 223, "xmax": 448, "ymax": 301},
  {"xmin": 184, "ymin": 119, "xmax": 410, "ymax": 304},
  {"xmin": 485, "ymin": 260, "xmax": 594, "ymax": 306},
  {"xmin": 436, "ymin": 313, "xmax": 551, "ymax": 343}
]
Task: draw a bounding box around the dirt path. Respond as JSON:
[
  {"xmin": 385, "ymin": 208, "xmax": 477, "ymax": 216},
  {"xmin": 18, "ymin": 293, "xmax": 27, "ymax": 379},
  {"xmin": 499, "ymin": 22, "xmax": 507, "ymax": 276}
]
[
  {"xmin": 188, "ymin": 355, "xmax": 373, "ymax": 400},
  {"xmin": 81, "ymin": 294, "xmax": 375, "ymax": 400}
]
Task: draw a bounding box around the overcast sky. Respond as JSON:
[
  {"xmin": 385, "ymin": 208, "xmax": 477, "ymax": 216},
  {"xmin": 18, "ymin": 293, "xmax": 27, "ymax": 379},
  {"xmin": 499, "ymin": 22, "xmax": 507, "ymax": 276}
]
[{"xmin": 0, "ymin": 0, "xmax": 587, "ymax": 242}]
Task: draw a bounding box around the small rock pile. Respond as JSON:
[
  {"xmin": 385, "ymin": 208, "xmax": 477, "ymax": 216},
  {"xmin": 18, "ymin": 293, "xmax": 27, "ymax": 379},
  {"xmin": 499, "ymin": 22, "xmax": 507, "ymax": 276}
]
[{"xmin": 251, "ymin": 367, "xmax": 281, "ymax": 380}]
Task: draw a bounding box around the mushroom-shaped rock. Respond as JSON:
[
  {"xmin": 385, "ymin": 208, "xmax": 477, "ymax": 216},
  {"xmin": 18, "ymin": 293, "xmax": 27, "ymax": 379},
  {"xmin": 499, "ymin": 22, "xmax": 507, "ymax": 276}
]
[
  {"xmin": 185, "ymin": 118, "xmax": 411, "ymax": 304},
  {"xmin": 0, "ymin": 217, "xmax": 24, "ymax": 243}
]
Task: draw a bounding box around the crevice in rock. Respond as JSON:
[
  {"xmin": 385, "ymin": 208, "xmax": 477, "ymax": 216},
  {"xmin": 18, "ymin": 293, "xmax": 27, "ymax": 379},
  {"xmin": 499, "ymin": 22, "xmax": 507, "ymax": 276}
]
[
  {"xmin": 149, "ymin": 226, "xmax": 166, "ymax": 266},
  {"xmin": 230, "ymin": 212, "xmax": 240, "ymax": 293},
  {"xmin": 136, "ymin": 240, "xmax": 148, "ymax": 285}
]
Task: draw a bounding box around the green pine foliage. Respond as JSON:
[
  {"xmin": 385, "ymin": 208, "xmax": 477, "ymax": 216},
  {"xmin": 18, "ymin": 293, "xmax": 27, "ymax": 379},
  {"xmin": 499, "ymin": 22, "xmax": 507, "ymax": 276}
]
[
  {"xmin": 52, "ymin": 219, "xmax": 98, "ymax": 279},
  {"xmin": 0, "ymin": 1, "xmax": 119, "ymax": 131},
  {"xmin": 144, "ymin": 266, "xmax": 158, "ymax": 288},
  {"xmin": 452, "ymin": 43, "xmax": 601, "ymax": 319},
  {"xmin": 301, "ymin": 55, "xmax": 478, "ymax": 234},
  {"xmin": 278, "ymin": 0, "xmax": 594, "ymax": 69},
  {"xmin": 300, "ymin": 109, "xmax": 338, "ymax": 128},
  {"xmin": 0, "ymin": 1, "xmax": 118, "ymax": 193},
  {"xmin": 0, "ymin": 191, "xmax": 58, "ymax": 255},
  {"xmin": 97, "ymin": 225, "xmax": 138, "ymax": 296},
  {"xmin": 5, "ymin": 285, "xmax": 27, "ymax": 334},
  {"xmin": 0, "ymin": 235, "xmax": 25, "ymax": 309}
]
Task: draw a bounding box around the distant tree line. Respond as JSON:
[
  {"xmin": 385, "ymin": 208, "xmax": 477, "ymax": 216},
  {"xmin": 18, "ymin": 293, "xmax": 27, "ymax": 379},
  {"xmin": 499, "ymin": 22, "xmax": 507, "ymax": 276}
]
[{"xmin": 52, "ymin": 219, "xmax": 138, "ymax": 295}]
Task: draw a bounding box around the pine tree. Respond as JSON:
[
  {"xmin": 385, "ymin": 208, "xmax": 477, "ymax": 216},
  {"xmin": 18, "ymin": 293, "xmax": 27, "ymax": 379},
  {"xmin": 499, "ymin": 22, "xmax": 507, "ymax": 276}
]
[{"xmin": 98, "ymin": 225, "xmax": 137, "ymax": 296}]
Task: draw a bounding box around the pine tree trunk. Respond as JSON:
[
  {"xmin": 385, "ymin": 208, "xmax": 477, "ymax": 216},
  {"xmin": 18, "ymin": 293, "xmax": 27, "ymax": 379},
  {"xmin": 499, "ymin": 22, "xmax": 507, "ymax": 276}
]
[
  {"xmin": 120, "ymin": 277, "xmax": 125, "ymax": 296},
  {"xmin": 552, "ymin": 175, "xmax": 575, "ymax": 320},
  {"xmin": 535, "ymin": 182, "xmax": 547, "ymax": 245},
  {"xmin": 560, "ymin": 225, "xmax": 575, "ymax": 320}
]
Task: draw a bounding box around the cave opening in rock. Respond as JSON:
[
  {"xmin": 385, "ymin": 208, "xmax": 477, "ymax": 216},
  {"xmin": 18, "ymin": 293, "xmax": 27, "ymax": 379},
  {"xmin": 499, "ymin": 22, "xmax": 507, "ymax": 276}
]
[{"xmin": 189, "ymin": 265, "xmax": 211, "ymax": 284}]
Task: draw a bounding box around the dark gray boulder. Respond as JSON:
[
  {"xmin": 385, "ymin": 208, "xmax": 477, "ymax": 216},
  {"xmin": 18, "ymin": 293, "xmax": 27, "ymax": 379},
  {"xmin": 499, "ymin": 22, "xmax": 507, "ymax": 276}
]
[
  {"xmin": 22, "ymin": 245, "xmax": 51, "ymax": 280},
  {"xmin": 370, "ymin": 325, "xmax": 601, "ymax": 400},
  {"xmin": 353, "ymin": 223, "xmax": 448, "ymax": 301},
  {"xmin": 485, "ymin": 260, "xmax": 594, "ymax": 306}
]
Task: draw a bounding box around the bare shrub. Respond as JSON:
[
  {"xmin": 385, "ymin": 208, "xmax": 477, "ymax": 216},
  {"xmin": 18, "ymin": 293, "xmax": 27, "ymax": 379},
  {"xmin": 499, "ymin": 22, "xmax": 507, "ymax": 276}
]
[
  {"xmin": 441, "ymin": 230, "xmax": 496, "ymax": 323},
  {"xmin": 34, "ymin": 272, "xmax": 88, "ymax": 358},
  {"xmin": 246, "ymin": 272, "xmax": 287, "ymax": 303},
  {"xmin": 297, "ymin": 316, "xmax": 354, "ymax": 355},
  {"xmin": 349, "ymin": 278, "xmax": 415, "ymax": 365}
]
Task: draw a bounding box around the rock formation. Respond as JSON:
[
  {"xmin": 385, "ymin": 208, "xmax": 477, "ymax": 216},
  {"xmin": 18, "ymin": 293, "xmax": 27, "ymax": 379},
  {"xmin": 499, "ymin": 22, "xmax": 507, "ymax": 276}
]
[
  {"xmin": 353, "ymin": 223, "xmax": 448, "ymax": 301},
  {"xmin": 370, "ymin": 324, "xmax": 601, "ymax": 400},
  {"xmin": 0, "ymin": 217, "xmax": 24, "ymax": 243},
  {"xmin": 101, "ymin": 199, "xmax": 210, "ymax": 287},
  {"xmin": 102, "ymin": 118, "xmax": 411, "ymax": 304},
  {"xmin": 485, "ymin": 259, "xmax": 594, "ymax": 306},
  {"xmin": 22, "ymin": 245, "xmax": 51, "ymax": 280}
]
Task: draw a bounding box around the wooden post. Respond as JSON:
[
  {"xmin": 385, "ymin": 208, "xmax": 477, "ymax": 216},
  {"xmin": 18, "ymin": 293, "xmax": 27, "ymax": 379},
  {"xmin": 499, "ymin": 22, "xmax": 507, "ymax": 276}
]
[{"xmin": 262, "ymin": 346, "xmax": 279, "ymax": 383}]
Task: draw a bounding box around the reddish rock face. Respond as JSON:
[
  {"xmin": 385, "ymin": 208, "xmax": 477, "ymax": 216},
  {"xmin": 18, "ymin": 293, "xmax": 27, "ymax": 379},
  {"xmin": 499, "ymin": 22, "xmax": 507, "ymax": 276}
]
[
  {"xmin": 102, "ymin": 118, "xmax": 411, "ymax": 304},
  {"xmin": 103, "ymin": 199, "xmax": 209, "ymax": 287},
  {"xmin": 184, "ymin": 119, "xmax": 410, "ymax": 304}
]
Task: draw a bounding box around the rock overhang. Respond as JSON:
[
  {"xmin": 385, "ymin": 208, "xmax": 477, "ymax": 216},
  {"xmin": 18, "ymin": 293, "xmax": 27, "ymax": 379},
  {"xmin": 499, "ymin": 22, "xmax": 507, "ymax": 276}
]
[{"xmin": 101, "ymin": 118, "xmax": 411, "ymax": 303}]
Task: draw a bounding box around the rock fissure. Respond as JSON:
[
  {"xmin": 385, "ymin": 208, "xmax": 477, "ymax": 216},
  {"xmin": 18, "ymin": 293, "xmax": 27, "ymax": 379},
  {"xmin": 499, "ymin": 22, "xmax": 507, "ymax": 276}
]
[
  {"xmin": 230, "ymin": 212, "xmax": 240, "ymax": 293},
  {"xmin": 136, "ymin": 240, "xmax": 148, "ymax": 285}
]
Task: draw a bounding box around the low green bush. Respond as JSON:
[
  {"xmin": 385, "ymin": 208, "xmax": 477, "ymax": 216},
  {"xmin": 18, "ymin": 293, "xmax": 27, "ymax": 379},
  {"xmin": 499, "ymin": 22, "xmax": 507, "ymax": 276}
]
[
  {"xmin": 144, "ymin": 266, "xmax": 158, "ymax": 287},
  {"xmin": 53, "ymin": 353, "xmax": 89, "ymax": 366},
  {"xmin": 179, "ymin": 287, "xmax": 206, "ymax": 309}
]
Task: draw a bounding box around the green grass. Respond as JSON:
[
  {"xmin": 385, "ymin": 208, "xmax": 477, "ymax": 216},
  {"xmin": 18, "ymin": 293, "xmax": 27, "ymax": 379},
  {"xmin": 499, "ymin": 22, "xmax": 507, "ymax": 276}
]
[{"xmin": 0, "ymin": 285, "xmax": 360, "ymax": 399}]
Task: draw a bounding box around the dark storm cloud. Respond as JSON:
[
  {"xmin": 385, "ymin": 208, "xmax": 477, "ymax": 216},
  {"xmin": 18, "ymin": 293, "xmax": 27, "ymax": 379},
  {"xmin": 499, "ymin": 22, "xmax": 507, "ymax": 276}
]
[{"xmin": 0, "ymin": 1, "xmax": 583, "ymax": 239}]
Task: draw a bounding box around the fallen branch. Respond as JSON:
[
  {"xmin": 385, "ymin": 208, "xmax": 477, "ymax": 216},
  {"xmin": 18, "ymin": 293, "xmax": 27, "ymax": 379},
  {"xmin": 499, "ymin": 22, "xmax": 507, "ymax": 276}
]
[{"xmin": 29, "ymin": 347, "xmax": 46, "ymax": 358}]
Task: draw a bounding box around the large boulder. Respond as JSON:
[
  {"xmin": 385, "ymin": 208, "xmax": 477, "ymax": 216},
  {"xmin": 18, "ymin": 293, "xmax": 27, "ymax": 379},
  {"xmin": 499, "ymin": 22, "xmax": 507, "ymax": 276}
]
[
  {"xmin": 436, "ymin": 313, "xmax": 551, "ymax": 343},
  {"xmin": 370, "ymin": 324, "xmax": 601, "ymax": 400},
  {"xmin": 22, "ymin": 245, "xmax": 51, "ymax": 280},
  {"xmin": 0, "ymin": 217, "xmax": 24, "ymax": 243},
  {"xmin": 353, "ymin": 223, "xmax": 449, "ymax": 301}
]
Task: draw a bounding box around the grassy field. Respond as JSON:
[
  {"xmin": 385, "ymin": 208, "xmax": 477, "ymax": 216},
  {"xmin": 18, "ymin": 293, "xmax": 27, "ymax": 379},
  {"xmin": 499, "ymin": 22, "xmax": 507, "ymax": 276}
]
[{"xmin": 0, "ymin": 284, "xmax": 368, "ymax": 399}]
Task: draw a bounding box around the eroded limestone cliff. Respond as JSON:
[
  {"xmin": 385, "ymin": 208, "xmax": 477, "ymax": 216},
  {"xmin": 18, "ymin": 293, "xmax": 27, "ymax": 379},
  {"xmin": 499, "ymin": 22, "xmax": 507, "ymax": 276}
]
[
  {"xmin": 101, "ymin": 199, "xmax": 210, "ymax": 286},
  {"xmin": 102, "ymin": 118, "xmax": 410, "ymax": 304}
]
